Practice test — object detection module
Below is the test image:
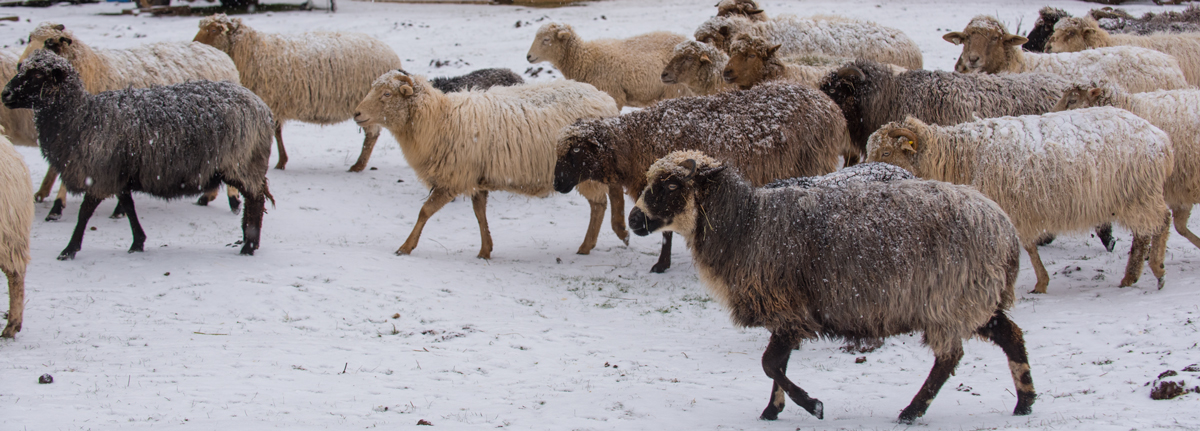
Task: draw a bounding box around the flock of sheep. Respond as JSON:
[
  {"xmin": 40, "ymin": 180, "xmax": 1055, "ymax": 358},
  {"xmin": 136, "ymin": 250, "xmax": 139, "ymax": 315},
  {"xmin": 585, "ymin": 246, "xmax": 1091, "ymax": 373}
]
[{"xmin": 2, "ymin": 0, "xmax": 1199, "ymax": 424}]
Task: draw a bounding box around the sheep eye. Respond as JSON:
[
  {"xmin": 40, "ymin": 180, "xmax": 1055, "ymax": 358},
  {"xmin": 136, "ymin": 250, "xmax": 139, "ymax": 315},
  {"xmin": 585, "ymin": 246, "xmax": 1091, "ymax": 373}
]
[
  {"xmin": 383, "ymin": 91, "xmax": 392, "ymax": 97},
  {"xmin": 572, "ymin": 147, "xmax": 581, "ymax": 153},
  {"xmin": 667, "ymin": 183, "xmax": 678, "ymax": 191},
  {"xmin": 882, "ymin": 151, "xmax": 891, "ymax": 157},
  {"xmin": 748, "ymin": 54, "xmax": 756, "ymax": 59}
]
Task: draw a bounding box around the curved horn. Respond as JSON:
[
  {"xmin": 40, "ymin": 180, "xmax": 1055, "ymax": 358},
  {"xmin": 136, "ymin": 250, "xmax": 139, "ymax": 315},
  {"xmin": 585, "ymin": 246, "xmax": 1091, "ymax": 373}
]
[
  {"xmin": 53, "ymin": 24, "xmax": 65, "ymax": 31},
  {"xmin": 887, "ymin": 129, "xmax": 919, "ymax": 147},
  {"xmin": 836, "ymin": 65, "xmax": 865, "ymax": 81},
  {"xmin": 746, "ymin": 8, "xmax": 764, "ymax": 14}
]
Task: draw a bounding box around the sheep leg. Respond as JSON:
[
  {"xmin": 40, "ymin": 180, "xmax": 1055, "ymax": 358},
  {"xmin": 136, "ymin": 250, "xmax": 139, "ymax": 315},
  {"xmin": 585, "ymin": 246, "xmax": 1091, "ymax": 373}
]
[
  {"xmin": 227, "ymin": 185, "xmax": 242, "ymax": 215},
  {"xmin": 976, "ymin": 311, "xmax": 1036, "ymax": 416},
  {"xmin": 898, "ymin": 343, "xmax": 963, "ymax": 424},
  {"xmin": 1096, "ymin": 223, "xmax": 1115, "ymax": 252},
  {"xmin": 2, "ymin": 267, "xmax": 23, "ymax": 338},
  {"xmin": 109, "ymin": 194, "xmax": 127, "ymax": 220},
  {"xmin": 576, "ymin": 188, "xmax": 607, "ymax": 255},
  {"xmin": 1147, "ymin": 214, "xmax": 1170, "ymax": 290},
  {"xmin": 47, "ymin": 184, "xmax": 68, "ymax": 222},
  {"xmin": 1024, "ymin": 244, "xmax": 1050, "ymax": 294},
  {"xmin": 117, "ymin": 191, "xmax": 146, "ymax": 253},
  {"xmin": 760, "ymin": 330, "xmax": 823, "ymax": 420},
  {"xmin": 196, "ymin": 186, "xmax": 219, "ymax": 207},
  {"xmin": 348, "ymin": 124, "xmax": 382, "ymax": 173},
  {"xmin": 1171, "ymin": 205, "xmax": 1200, "ymax": 251},
  {"xmin": 273, "ymin": 121, "xmax": 288, "ymax": 170},
  {"xmin": 239, "ymin": 191, "xmax": 266, "ymax": 256},
  {"xmin": 471, "ymin": 191, "xmax": 493, "ymax": 259},
  {"xmin": 397, "ymin": 188, "xmax": 456, "ymax": 256},
  {"xmin": 608, "ymin": 185, "xmax": 628, "ymax": 245},
  {"xmin": 650, "ymin": 232, "xmax": 672, "ymax": 273},
  {"xmin": 34, "ymin": 166, "xmax": 57, "ymax": 203},
  {"xmin": 58, "ymin": 193, "xmax": 103, "ymax": 260},
  {"xmin": 1119, "ymin": 234, "xmax": 1151, "ymax": 288}
]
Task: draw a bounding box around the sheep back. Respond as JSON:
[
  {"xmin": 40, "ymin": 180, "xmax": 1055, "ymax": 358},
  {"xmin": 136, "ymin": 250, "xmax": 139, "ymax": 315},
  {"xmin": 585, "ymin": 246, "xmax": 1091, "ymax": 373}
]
[
  {"xmin": 701, "ymin": 15, "xmax": 922, "ymax": 69},
  {"xmin": 0, "ymin": 49, "xmax": 35, "ymax": 147},
  {"xmin": 1023, "ymin": 46, "xmax": 1188, "ymax": 93},
  {"xmin": 532, "ymin": 25, "xmax": 691, "ymax": 108},
  {"xmin": 430, "ymin": 68, "xmax": 524, "ymax": 93},
  {"xmin": 764, "ymin": 162, "xmax": 913, "ymax": 189},
  {"xmin": 0, "ymin": 136, "xmax": 32, "ymax": 275}
]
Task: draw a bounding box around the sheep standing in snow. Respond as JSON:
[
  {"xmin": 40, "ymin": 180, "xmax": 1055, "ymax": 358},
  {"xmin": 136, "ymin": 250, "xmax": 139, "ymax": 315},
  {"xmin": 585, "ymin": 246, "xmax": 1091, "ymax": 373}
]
[
  {"xmin": 1047, "ymin": 17, "xmax": 1200, "ymax": 86},
  {"xmin": 0, "ymin": 134, "xmax": 32, "ymax": 338},
  {"xmin": 0, "ymin": 48, "xmax": 36, "ymax": 148},
  {"xmin": 429, "ymin": 68, "xmax": 524, "ymax": 93},
  {"xmin": 554, "ymin": 82, "xmax": 846, "ymax": 272},
  {"xmin": 695, "ymin": 14, "xmax": 922, "ymax": 70},
  {"xmin": 353, "ymin": 71, "xmax": 621, "ymax": 259},
  {"xmin": 629, "ymin": 151, "xmax": 1035, "ymax": 424},
  {"xmin": 945, "ymin": 15, "xmax": 1189, "ymax": 93},
  {"xmin": 526, "ymin": 23, "xmax": 691, "ymax": 109},
  {"xmin": 194, "ymin": 14, "xmax": 404, "ymax": 173},
  {"xmin": 660, "ymin": 40, "xmax": 738, "ymax": 95},
  {"xmin": 2, "ymin": 50, "xmax": 275, "ymax": 259},
  {"xmin": 868, "ymin": 108, "xmax": 1174, "ymax": 294},
  {"xmin": 1055, "ymin": 84, "xmax": 1200, "ymax": 252},
  {"xmin": 23, "ymin": 22, "xmax": 243, "ymax": 218}
]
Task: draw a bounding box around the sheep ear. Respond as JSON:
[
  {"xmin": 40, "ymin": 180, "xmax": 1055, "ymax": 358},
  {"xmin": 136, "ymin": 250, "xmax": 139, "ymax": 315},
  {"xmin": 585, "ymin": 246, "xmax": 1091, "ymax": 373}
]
[
  {"xmin": 697, "ymin": 165, "xmax": 727, "ymax": 182},
  {"xmin": 555, "ymin": 29, "xmax": 571, "ymax": 40},
  {"xmin": 48, "ymin": 66, "xmax": 68, "ymax": 84},
  {"xmin": 699, "ymin": 54, "xmax": 711, "ymax": 64},
  {"xmin": 718, "ymin": 24, "xmax": 731, "ymax": 37},
  {"xmin": 398, "ymin": 84, "xmax": 414, "ymax": 97},
  {"xmin": 53, "ymin": 24, "xmax": 65, "ymax": 31},
  {"xmin": 766, "ymin": 43, "xmax": 781, "ymax": 57},
  {"xmin": 942, "ymin": 32, "xmax": 965, "ymax": 45},
  {"xmin": 680, "ymin": 159, "xmax": 698, "ymax": 181},
  {"xmin": 59, "ymin": 37, "xmax": 72, "ymax": 46},
  {"xmin": 1003, "ymin": 34, "xmax": 1028, "ymax": 46},
  {"xmin": 1082, "ymin": 28, "xmax": 1095, "ymax": 37},
  {"xmin": 1087, "ymin": 87, "xmax": 1103, "ymax": 99}
]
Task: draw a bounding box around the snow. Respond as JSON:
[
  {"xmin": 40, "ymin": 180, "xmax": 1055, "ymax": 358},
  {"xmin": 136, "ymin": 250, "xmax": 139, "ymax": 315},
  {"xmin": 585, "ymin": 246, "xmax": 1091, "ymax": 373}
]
[{"xmin": 2, "ymin": 0, "xmax": 1199, "ymax": 430}]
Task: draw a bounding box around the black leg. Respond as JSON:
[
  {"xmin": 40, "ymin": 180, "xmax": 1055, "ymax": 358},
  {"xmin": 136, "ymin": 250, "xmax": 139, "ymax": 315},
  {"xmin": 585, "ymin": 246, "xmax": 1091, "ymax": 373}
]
[
  {"xmin": 117, "ymin": 191, "xmax": 146, "ymax": 253},
  {"xmin": 976, "ymin": 311, "xmax": 1036, "ymax": 416},
  {"xmin": 1097, "ymin": 223, "xmax": 1115, "ymax": 253},
  {"xmin": 760, "ymin": 330, "xmax": 823, "ymax": 420},
  {"xmin": 46, "ymin": 197, "xmax": 64, "ymax": 221},
  {"xmin": 651, "ymin": 232, "xmax": 672, "ymax": 273},
  {"xmin": 109, "ymin": 199, "xmax": 126, "ymax": 219},
  {"xmin": 898, "ymin": 343, "xmax": 963, "ymax": 424},
  {"xmin": 240, "ymin": 191, "xmax": 265, "ymax": 255},
  {"xmin": 59, "ymin": 194, "xmax": 104, "ymax": 260},
  {"xmin": 228, "ymin": 194, "xmax": 241, "ymax": 215}
]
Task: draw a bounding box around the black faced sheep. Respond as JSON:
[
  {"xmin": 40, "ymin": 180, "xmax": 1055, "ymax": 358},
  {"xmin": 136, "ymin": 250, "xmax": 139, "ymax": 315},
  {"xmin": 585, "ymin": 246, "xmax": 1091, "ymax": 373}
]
[
  {"xmin": 1, "ymin": 50, "xmax": 275, "ymax": 259},
  {"xmin": 628, "ymin": 150, "xmax": 1034, "ymax": 424},
  {"xmin": 554, "ymin": 82, "xmax": 846, "ymax": 273},
  {"xmin": 0, "ymin": 134, "xmax": 32, "ymax": 338}
]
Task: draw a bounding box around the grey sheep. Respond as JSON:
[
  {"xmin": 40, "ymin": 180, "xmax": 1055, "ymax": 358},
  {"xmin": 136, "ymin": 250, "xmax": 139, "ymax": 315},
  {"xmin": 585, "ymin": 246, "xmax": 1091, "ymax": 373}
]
[
  {"xmin": 1, "ymin": 50, "xmax": 275, "ymax": 259},
  {"xmin": 429, "ymin": 68, "xmax": 524, "ymax": 93},
  {"xmin": 628, "ymin": 150, "xmax": 1035, "ymax": 424}
]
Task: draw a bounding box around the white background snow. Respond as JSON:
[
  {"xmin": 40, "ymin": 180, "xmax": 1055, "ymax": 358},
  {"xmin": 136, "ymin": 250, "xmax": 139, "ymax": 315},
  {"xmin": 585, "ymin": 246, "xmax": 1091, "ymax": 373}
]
[{"xmin": 1, "ymin": 0, "xmax": 1198, "ymax": 429}]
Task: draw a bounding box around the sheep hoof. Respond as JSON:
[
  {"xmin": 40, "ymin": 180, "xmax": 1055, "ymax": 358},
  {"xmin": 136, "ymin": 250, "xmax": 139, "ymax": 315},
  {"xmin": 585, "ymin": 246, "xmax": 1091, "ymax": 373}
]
[
  {"xmin": 395, "ymin": 247, "xmax": 413, "ymax": 256},
  {"xmin": 57, "ymin": 250, "xmax": 77, "ymax": 261},
  {"xmin": 805, "ymin": 399, "xmax": 823, "ymax": 420},
  {"xmin": 239, "ymin": 245, "xmax": 255, "ymax": 256},
  {"xmin": 228, "ymin": 196, "xmax": 241, "ymax": 214},
  {"xmin": 128, "ymin": 244, "xmax": 144, "ymax": 253},
  {"xmin": 650, "ymin": 263, "xmax": 669, "ymax": 273},
  {"xmin": 1, "ymin": 322, "xmax": 18, "ymax": 338},
  {"xmin": 46, "ymin": 199, "xmax": 64, "ymax": 221},
  {"xmin": 273, "ymin": 162, "xmax": 287, "ymax": 170},
  {"xmin": 898, "ymin": 407, "xmax": 919, "ymax": 424},
  {"xmin": 33, "ymin": 194, "xmax": 45, "ymax": 203},
  {"xmin": 196, "ymin": 195, "xmax": 211, "ymax": 206},
  {"xmin": 758, "ymin": 407, "xmax": 780, "ymax": 421},
  {"xmin": 348, "ymin": 164, "xmax": 366, "ymax": 173},
  {"xmin": 1157, "ymin": 277, "xmax": 1165, "ymax": 290}
]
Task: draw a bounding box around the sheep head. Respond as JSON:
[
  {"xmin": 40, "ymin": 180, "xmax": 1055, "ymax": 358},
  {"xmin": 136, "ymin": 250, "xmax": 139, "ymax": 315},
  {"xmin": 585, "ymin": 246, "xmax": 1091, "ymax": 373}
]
[
  {"xmin": 715, "ymin": 0, "xmax": 766, "ymax": 21},
  {"xmin": 527, "ymin": 22, "xmax": 575, "ymax": 64},
  {"xmin": 944, "ymin": 15, "xmax": 1027, "ymax": 74},
  {"xmin": 194, "ymin": 14, "xmax": 243, "ymax": 51},
  {"xmin": 1052, "ymin": 83, "xmax": 1113, "ymax": 112},
  {"xmin": 354, "ymin": 70, "xmax": 425, "ymax": 131},
  {"xmin": 723, "ymin": 33, "xmax": 779, "ymax": 89},
  {"xmin": 20, "ymin": 23, "xmax": 78, "ymax": 63},
  {"xmin": 1023, "ymin": 7, "xmax": 1070, "ymax": 52},
  {"xmin": 1045, "ymin": 17, "xmax": 1106, "ymax": 53},
  {"xmin": 630, "ymin": 150, "xmax": 726, "ymax": 239},
  {"xmin": 2, "ymin": 49, "xmax": 82, "ymax": 110},
  {"xmin": 695, "ymin": 15, "xmax": 747, "ymax": 53},
  {"xmin": 866, "ymin": 118, "xmax": 928, "ymax": 175},
  {"xmin": 554, "ymin": 118, "xmax": 622, "ymax": 194},
  {"xmin": 661, "ymin": 40, "xmax": 724, "ymax": 86},
  {"xmin": 819, "ymin": 64, "xmax": 869, "ymax": 143}
]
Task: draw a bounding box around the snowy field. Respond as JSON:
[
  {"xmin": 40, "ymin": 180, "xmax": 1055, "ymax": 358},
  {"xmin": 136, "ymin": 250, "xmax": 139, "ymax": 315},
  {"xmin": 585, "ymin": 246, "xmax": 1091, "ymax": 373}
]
[{"xmin": 2, "ymin": 0, "xmax": 1199, "ymax": 429}]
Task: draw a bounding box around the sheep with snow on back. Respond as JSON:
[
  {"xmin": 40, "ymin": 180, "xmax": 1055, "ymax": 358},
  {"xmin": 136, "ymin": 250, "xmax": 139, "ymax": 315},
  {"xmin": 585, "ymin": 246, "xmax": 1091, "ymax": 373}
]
[
  {"xmin": 194, "ymin": 14, "xmax": 404, "ymax": 174},
  {"xmin": 1055, "ymin": 84, "xmax": 1200, "ymax": 252},
  {"xmin": 868, "ymin": 108, "xmax": 1174, "ymax": 294},
  {"xmin": 763, "ymin": 162, "xmax": 913, "ymax": 189},
  {"xmin": 1, "ymin": 49, "xmax": 275, "ymax": 260},
  {"xmin": 945, "ymin": 15, "xmax": 1189, "ymax": 93},
  {"xmin": 23, "ymin": 22, "xmax": 243, "ymax": 218},
  {"xmin": 554, "ymin": 82, "xmax": 846, "ymax": 273},
  {"xmin": 526, "ymin": 23, "xmax": 692, "ymax": 109},
  {"xmin": 715, "ymin": 0, "xmax": 768, "ymax": 21},
  {"xmin": 0, "ymin": 49, "xmax": 35, "ymax": 148},
  {"xmin": 628, "ymin": 150, "xmax": 1035, "ymax": 424},
  {"xmin": 429, "ymin": 68, "xmax": 524, "ymax": 93},
  {"xmin": 353, "ymin": 71, "xmax": 622, "ymax": 259},
  {"xmin": 660, "ymin": 40, "xmax": 737, "ymax": 95},
  {"xmin": 1024, "ymin": 6, "xmax": 1200, "ymax": 52},
  {"xmin": 695, "ymin": 14, "xmax": 922, "ymax": 70},
  {"xmin": 0, "ymin": 134, "xmax": 32, "ymax": 338},
  {"xmin": 1047, "ymin": 17, "xmax": 1200, "ymax": 86}
]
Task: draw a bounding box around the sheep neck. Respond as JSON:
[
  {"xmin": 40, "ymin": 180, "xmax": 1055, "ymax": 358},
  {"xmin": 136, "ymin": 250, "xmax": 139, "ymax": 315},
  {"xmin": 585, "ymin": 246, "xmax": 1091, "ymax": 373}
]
[
  {"xmin": 914, "ymin": 127, "xmax": 976, "ymax": 186},
  {"xmin": 393, "ymin": 90, "xmax": 451, "ymax": 182},
  {"xmin": 552, "ymin": 34, "xmax": 596, "ymax": 82},
  {"xmin": 31, "ymin": 83, "xmax": 89, "ymax": 170},
  {"xmin": 609, "ymin": 119, "xmax": 672, "ymax": 199}
]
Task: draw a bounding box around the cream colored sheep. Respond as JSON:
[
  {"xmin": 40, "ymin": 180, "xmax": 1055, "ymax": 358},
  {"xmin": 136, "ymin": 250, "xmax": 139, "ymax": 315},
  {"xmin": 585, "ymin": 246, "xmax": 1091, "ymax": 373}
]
[
  {"xmin": 353, "ymin": 72, "xmax": 622, "ymax": 259},
  {"xmin": 195, "ymin": 14, "xmax": 404, "ymax": 173},
  {"xmin": 1055, "ymin": 84, "xmax": 1200, "ymax": 251},
  {"xmin": 1047, "ymin": 17, "xmax": 1200, "ymax": 86},
  {"xmin": 695, "ymin": 14, "xmax": 923, "ymax": 70},
  {"xmin": 660, "ymin": 40, "xmax": 737, "ymax": 95},
  {"xmin": 0, "ymin": 134, "xmax": 32, "ymax": 338},
  {"xmin": 724, "ymin": 34, "xmax": 898, "ymax": 90},
  {"xmin": 526, "ymin": 23, "xmax": 692, "ymax": 109},
  {"xmin": 0, "ymin": 48, "xmax": 35, "ymax": 148},
  {"xmin": 945, "ymin": 15, "xmax": 1189, "ymax": 93}
]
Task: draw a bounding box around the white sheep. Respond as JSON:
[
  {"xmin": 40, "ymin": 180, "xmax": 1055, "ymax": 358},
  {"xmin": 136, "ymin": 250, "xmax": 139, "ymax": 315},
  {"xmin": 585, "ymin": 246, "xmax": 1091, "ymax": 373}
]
[
  {"xmin": 22, "ymin": 22, "xmax": 243, "ymax": 219},
  {"xmin": 1056, "ymin": 84, "xmax": 1200, "ymax": 251},
  {"xmin": 695, "ymin": 14, "xmax": 923, "ymax": 70},
  {"xmin": 353, "ymin": 72, "xmax": 622, "ymax": 259},
  {"xmin": 0, "ymin": 48, "xmax": 35, "ymax": 148},
  {"xmin": 526, "ymin": 23, "xmax": 693, "ymax": 109},
  {"xmin": 0, "ymin": 133, "xmax": 33, "ymax": 338},
  {"xmin": 1047, "ymin": 17, "xmax": 1200, "ymax": 86},
  {"xmin": 660, "ymin": 40, "xmax": 738, "ymax": 95},
  {"xmin": 945, "ymin": 15, "xmax": 1190, "ymax": 93},
  {"xmin": 868, "ymin": 107, "xmax": 1174, "ymax": 294},
  {"xmin": 195, "ymin": 14, "xmax": 405, "ymax": 173}
]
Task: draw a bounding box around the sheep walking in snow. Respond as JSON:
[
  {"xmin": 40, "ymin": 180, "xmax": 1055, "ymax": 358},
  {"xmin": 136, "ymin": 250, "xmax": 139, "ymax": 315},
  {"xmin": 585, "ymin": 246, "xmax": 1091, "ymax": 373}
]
[
  {"xmin": 695, "ymin": 14, "xmax": 922, "ymax": 70},
  {"xmin": 526, "ymin": 23, "xmax": 692, "ymax": 109},
  {"xmin": 353, "ymin": 71, "xmax": 621, "ymax": 259},
  {"xmin": 195, "ymin": 14, "xmax": 404, "ymax": 173},
  {"xmin": 0, "ymin": 134, "xmax": 33, "ymax": 338},
  {"xmin": 945, "ymin": 15, "xmax": 1189, "ymax": 93},
  {"xmin": 660, "ymin": 40, "xmax": 738, "ymax": 95},
  {"xmin": 2, "ymin": 50, "xmax": 275, "ymax": 259},
  {"xmin": 0, "ymin": 48, "xmax": 36, "ymax": 148},
  {"xmin": 429, "ymin": 68, "xmax": 524, "ymax": 93},
  {"xmin": 554, "ymin": 82, "xmax": 846, "ymax": 272},
  {"xmin": 1055, "ymin": 84, "xmax": 1200, "ymax": 252},
  {"xmin": 629, "ymin": 151, "xmax": 1035, "ymax": 424},
  {"xmin": 1047, "ymin": 17, "xmax": 1200, "ymax": 86},
  {"xmin": 868, "ymin": 108, "xmax": 1174, "ymax": 294},
  {"xmin": 23, "ymin": 22, "xmax": 243, "ymax": 218}
]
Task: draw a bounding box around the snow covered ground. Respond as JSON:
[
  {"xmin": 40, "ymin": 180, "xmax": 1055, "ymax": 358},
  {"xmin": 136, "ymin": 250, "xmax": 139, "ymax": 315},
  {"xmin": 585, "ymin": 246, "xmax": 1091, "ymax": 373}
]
[{"xmin": 2, "ymin": 0, "xmax": 1199, "ymax": 429}]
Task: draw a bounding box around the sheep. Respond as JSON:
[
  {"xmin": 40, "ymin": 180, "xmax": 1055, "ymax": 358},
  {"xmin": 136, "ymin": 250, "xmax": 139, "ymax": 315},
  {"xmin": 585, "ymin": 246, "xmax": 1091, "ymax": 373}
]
[
  {"xmin": 721, "ymin": 34, "xmax": 854, "ymax": 90},
  {"xmin": 194, "ymin": 13, "xmax": 404, "ymax": 173},
  {"xmin": 715, "ymin": 0, "xmax": 767, "ymax": 21},
  {"xmin": 944, "ymin": 15, "xmax": 1190, "ymax": 93},
  {"xmin": 818, "ymin": 59, "xmax": 1072, "ymax": 166},
  {"xmin": 1, "ymin": 49, "xmax": 275, "ymax": 259},
  {"xmin": 627, "ymin": 150, "xmax": 1035, "ymax": 424},
  {"xmin": 22, "ymin": 22, "xmax": 244, "ymax": 218},
  {"xmin": 764, "ymin": 161, "xmax": 914, "ymax": 189},
  {"xmin": 1054, "ymin": 84, "xmax": 1200, "ymax": 252},
  {"xmin": 554, "ymin": 82, "xmax": 846, "ymax": 273},
  {"xmin": 429, "ymin": 68, "xmax": 524, "ymax": 93},
  {"xmin": 0, "ymin": 134, "xmax": 33, "ymax": 338},
  {"xmin": 1023, "ymin": 7, "xmax": 1073, "ymax": 53},
  {"xmin": 352, "ymin": 71, "xmax": 622, "ymax": 259},
  {"xmin": 867, "ymin": 107, "xmax": 1174, "ymax": 294},
  {"xmin": 1047, "ymin": 17, "xmax": 1200, "ymax": 86},
  {"xmin": 660, "ymin": 40, "xmax": 738, "ymax": 95},
  {"xmin": 695, "ymin": 14, "xmax": 923, "ymax": 70},
  {"xmin": 526, "ymin": 23, "xmax": 692, "ymax": 109},
  {"xmin": 0, "ymin": 48, "xmax": 36, "ymax": 148},
  {"xmin": 1091, "ymin": 4, "xmax": 1200, "ymax": 35}
]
